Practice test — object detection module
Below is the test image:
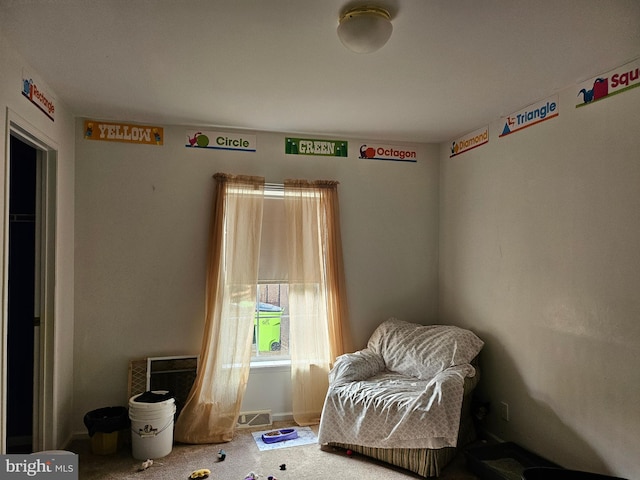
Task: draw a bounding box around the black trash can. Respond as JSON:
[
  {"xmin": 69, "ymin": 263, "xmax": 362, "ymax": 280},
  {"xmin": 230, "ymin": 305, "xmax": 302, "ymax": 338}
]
[
  {"xmin": 522, "ymin": 468, "xmax": 627, "ymax": 480},
  {"xmin": 83, "ymin": 406, "xmax": 129, "ymax": 455}
]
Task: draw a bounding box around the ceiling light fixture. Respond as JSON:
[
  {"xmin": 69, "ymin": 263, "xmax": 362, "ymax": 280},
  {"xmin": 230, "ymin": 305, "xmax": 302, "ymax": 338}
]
[{"xmin": 337, "ymin": 6, "xmax": 393, "ymax": 54}]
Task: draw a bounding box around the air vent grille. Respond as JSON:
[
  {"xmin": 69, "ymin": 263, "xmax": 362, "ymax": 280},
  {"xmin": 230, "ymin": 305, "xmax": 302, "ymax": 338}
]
[{"xmin": 236, "ymin": 410, "xmax": 273, "ymax": 429}]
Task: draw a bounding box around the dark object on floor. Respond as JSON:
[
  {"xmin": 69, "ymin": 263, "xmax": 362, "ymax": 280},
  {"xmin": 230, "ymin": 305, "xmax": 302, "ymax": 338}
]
[
  {"xmin": 464, "ymin": 442, "xmax": 561, "ymax": 480},
  {"xmin": 217, "ymin": 449, "xmax": 226, "ymax": 461},
  {"xmin": 83, "ymin": 406, "xmax": 129, "ymax": 437},
  {"xmin": 279, "ymin": 464, "xmax": 286, "ymax": 470},
  {"xmin": 522, "ymin": 467, "xmax": 627, "ymax": 480}
]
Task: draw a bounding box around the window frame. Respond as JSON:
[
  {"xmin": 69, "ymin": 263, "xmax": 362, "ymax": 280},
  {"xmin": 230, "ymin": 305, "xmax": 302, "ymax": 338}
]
[{"xmin": 251, "ymin": 185, "xmax": 291, "ymax": 365}]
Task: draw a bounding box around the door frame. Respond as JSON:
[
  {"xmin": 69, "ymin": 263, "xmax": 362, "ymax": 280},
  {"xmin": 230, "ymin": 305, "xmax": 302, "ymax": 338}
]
[{"xmin": 1, "ymin": 109, "xmax": 57, "ymax": 453}]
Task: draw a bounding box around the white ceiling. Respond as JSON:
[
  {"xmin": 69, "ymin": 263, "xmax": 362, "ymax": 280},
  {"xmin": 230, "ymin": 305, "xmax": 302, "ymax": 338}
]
[{"xmin": 1, "ymin": 0, "xmax": 639, "ymax": 143}]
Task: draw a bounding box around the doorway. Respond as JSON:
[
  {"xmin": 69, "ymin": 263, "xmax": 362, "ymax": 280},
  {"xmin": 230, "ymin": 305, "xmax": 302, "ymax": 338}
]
[
  {"xmin": 6, "ymin": 135, "xmax": 37, "ymax": 453},
  {"xmin": 2, "ymin": 113, "xmax": 57, "ymax": 454}
]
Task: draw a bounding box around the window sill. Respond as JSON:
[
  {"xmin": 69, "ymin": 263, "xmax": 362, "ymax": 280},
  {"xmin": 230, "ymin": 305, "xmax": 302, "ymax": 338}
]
[{"xmin": 249, "ymin": 358, "xmax": 291, "ymax": 370}]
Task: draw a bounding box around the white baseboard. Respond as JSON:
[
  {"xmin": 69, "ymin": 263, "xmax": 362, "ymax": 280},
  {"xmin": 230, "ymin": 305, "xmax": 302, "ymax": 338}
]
[
  {"xmin": 70, "ymin": 431, "xmax": 90, "ymax": 442},
  {"xmin": 271, "ymin": 412, "xmax": 294, "ymax": 423},
  {"xmin": 61, "ymin": 432, "xmax": 77, "ymax": 450},
  {"xmin": 69, "ymin": 412, "xmax": 295, "ymax": 443},
  {"xmin": 479, "ymin": 428, "xmax": 505, "ymax": 443}
]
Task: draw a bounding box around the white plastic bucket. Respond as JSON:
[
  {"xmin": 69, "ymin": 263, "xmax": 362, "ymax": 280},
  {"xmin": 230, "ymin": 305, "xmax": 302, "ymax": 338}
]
[{"xmin": 129, "ymin": 392, "xmax": 176, "ymax": 460}]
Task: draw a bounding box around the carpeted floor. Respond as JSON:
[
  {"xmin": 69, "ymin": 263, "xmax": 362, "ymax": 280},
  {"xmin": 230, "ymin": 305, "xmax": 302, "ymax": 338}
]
[{"xmin": 69, "ymin": 423, "xmax": 480, "ymax": 480}]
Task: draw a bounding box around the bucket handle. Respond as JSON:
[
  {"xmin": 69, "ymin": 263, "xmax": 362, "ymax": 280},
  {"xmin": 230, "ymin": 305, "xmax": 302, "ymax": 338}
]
[{"xmin": 131, "ymin": 417, "xmax": 174, "ymax": 438}]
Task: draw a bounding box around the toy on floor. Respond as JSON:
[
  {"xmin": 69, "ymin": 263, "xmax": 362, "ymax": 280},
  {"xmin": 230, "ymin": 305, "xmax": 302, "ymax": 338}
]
[
  {"xmin": 217, "ymin": 449, "xmax": 226, "ymax": 461},
  {"xmin": 261, "ymin": 428, "xmax": 298, "ymax": 444},
  {"xmin": 137, "ymin": 459, "xmax": 153, "ymax": 471},
  {"xmin": 244, "ymin": 472, "xmax": 257, "ymax": 480},
  {"xmin": 279, "ymin": 464, "xmax": 286, "ymax": 471},
  {"xmin": 189, "ymin": 468, "xmax": 211, "ymax": 479}
]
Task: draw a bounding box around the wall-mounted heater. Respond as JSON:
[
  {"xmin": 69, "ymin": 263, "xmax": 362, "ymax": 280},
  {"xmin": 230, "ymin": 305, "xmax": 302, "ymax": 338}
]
[{"xmin": 128, "ymin": 355, "xmax": 198, "ymax": 419}]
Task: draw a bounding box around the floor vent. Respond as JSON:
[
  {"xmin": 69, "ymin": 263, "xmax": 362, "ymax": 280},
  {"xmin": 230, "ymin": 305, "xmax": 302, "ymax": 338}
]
[{"xmin": 236, "ymin": 410, "xmax": 272, "ymax": 429}]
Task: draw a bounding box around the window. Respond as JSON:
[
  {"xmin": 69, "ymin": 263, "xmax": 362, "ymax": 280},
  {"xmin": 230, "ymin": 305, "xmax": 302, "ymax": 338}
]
[
  {"xmin": 252, "ymin": 185, "xmax": 289, "ymax": 361},
  {"xmin": 253, "ymin": 283, "xmax": 289, "ymax": 358},
  {"xmin": 174, "ymin": 174, "xmax": 351, "ymax": 439}
]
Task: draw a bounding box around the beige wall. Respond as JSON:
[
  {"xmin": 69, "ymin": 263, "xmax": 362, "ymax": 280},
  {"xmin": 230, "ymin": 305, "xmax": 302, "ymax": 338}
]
[
  {"xmin": 0, "ymin": 32, "xmax": 76, "ymax": 449},
  {"xmin": 73, "ymin": 124, "xmax": 440, "ymax": 433},
  {"xmin": 439, "ymin": 85, "xmax": 640, "ymax": 477}
]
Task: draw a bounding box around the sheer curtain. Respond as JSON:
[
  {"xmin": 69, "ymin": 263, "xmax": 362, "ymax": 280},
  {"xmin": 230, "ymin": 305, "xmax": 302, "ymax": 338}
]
[
  {"xmin": 285, "ymin": 180, "xmax": 353, "ymax": 425},
  {"xmin": 174, "ymin": 173, "xmax": 264, "ymax": 444}
]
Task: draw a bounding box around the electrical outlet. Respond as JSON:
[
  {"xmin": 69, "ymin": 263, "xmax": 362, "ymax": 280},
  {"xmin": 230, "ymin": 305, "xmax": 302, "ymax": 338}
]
[{"xmin": 500, "ymin": 401, "xmax": 510, "ymax": 421}]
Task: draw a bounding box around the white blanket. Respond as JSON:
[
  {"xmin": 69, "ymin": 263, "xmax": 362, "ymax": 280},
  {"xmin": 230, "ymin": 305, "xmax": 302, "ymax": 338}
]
[{"xmin": 318, "ymin": 318, "xmax": 483, "ymax": 449}]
